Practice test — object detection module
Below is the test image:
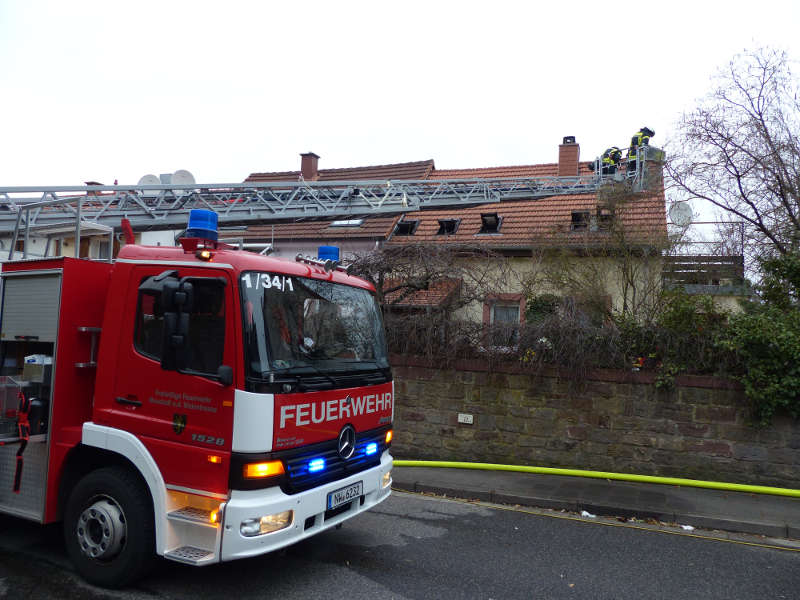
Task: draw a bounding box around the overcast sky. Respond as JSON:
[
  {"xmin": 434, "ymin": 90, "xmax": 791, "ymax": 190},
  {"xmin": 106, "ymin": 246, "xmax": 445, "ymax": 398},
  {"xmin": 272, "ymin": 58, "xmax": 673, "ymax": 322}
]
[{"xmin": 1, "ymin": 0, "xmax": 799, "ymax": 189}]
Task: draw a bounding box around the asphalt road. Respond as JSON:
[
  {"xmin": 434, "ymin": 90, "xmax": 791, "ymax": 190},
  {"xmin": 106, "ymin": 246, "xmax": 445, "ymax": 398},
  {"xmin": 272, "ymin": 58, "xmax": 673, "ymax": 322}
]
[{"xmin": 0, "ymin": 491, "xmax": 798, "ymax": 599}]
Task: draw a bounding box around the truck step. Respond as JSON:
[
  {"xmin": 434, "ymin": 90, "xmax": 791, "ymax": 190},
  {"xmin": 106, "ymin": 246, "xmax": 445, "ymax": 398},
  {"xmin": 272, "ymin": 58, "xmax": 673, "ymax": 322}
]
[
  {"xmin": 164, "ymin": 546, "xmax": 216, "ymax": 565},
  {"xmin": 167, "ymin": 506, "xmax": 219, "ymax": 526}
]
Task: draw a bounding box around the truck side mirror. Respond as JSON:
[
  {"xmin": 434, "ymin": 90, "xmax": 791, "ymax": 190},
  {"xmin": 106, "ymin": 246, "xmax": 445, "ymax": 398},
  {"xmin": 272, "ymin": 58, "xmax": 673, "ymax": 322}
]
[
  {"xmin": 161, "ymin": 279, "xmax": 193, "ymax": 371},
  {"xmin": 161, "ymin": 279, "xmax": 193, "ymax": 312},
  {"xmin": 174, "ymin": 281, "xmax": 194, "ymax": 312},
  {"xmin": 217, "ymin": 365, "xmax": 233, "ymax": 386},
  {"xmin": 161, "ymin": 312, "xmax": 189, "ymax": 371},
  {"xmin": 161, "ymin": 279, "xmax": 178, "ymax": 311}
]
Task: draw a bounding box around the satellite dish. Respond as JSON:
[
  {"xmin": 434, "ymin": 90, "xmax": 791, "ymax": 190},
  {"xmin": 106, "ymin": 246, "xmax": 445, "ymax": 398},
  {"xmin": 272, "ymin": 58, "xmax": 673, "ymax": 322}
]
[
  {"xmin": 669, "ymin": 202, "xmax": 692, "ymax": 227},
  {"xmin": 171, "ymin": 169, "xmax": 196, "ymax": 186},
  {"xmin": 137, "ymin": 174, "xmax": 161, "ymax": 198},
  {"xmin": 137, "ymin": 174, "xmax": 160, "ymax": 186},
  {"xmin": 171, "ymin": 170, "xmax": 196, "ymax": 198}
]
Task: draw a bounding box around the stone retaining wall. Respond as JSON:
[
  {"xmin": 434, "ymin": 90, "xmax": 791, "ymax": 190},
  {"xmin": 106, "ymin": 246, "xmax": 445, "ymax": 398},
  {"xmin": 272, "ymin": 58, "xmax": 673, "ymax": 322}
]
[{"xmin": 391, "ymin": 356, "xmax": 800, "ymax": 489}]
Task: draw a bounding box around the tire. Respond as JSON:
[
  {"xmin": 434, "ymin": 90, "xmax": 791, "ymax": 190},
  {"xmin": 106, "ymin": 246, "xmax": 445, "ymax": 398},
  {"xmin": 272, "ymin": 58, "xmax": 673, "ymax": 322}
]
[{"xmin": 63, "ymin": 467, "xmax": 155, "ymax": 588}]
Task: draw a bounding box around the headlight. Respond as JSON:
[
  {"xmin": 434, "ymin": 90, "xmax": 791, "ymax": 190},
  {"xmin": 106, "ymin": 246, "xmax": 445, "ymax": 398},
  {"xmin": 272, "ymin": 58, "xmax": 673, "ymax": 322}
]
[{"xmin": 240, "ymin": 510, "xmax": 294, "ymax": 537}]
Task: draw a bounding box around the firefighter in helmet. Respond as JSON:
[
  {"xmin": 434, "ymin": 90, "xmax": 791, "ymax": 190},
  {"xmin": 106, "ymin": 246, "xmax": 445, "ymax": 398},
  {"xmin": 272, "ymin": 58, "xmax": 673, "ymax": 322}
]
[
  {"xmin": 601, "ymin": 146, "xmax": 622, "ymax": 175},
  {"xmin": 627, "ymin": 126, "xmax": 655, "ymax": 173}
]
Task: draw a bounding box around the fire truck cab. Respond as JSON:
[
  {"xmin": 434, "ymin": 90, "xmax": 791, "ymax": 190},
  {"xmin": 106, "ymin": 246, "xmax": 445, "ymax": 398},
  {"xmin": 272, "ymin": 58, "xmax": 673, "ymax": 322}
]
[{"xmin": 0, "ymin": 211, "xmax": 393, "ymax": 587}]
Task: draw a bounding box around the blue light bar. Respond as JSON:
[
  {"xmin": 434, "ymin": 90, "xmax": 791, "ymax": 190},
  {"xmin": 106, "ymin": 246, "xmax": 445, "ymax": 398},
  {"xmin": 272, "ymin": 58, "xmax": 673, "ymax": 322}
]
[
  {"xmin": 186, "ymin": 208, "xmax": 219, "ymax": 241},
  {"xmin": 365, "ymin": 442, "xmax": 378, "ymax": 456},
  {"xmin": 308, "ymin": 458, "xmax": 326, "ymax": 473}
]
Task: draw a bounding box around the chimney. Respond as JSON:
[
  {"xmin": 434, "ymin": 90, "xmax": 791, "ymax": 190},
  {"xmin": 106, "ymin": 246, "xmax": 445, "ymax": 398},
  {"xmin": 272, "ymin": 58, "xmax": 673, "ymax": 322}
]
[
  {"xmin": 300, "ymin": 152, "xmax": 320, "ymax": 180},
  {"xmin": 557, "ymin": 136, "xmax": 580, "ymax": 177}
]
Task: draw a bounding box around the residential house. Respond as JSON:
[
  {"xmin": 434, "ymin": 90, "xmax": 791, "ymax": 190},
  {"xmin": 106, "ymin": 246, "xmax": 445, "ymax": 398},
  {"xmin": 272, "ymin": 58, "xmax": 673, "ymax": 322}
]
[{"xmin": 240, "ymin": 139, "xmax": 669, "ymax": 327}]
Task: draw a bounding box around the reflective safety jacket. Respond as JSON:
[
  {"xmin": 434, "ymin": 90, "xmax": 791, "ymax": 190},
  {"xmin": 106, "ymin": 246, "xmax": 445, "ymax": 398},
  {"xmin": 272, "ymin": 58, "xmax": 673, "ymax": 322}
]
[
  {"xmin": 602, "ymin": 147, "xmax": 622, "ymax": 165},
  {"xmin": 629, "ymin": 129, "xmax": 653, "ymax": 158}
]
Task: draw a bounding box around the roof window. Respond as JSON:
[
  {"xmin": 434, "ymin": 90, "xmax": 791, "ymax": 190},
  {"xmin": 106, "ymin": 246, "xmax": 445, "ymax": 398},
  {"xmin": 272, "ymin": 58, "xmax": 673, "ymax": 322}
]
[
  {"xmin": 479, "ymin": 213, "xmax": 502, "ymax": 234},
  {"xmin": 394, "ymin": 219, "xmax": 419, "ymax": 236},
  {"xmin": 436, "ymin": 219, "xmax": 460, "ymax": 235},
  {"xmin": 571, "ymin": 211, "xmax": 590, "ymax": 231},
  {"xmin": 330, "ymin": 219, "xmax": 364, "ymax": 227}
]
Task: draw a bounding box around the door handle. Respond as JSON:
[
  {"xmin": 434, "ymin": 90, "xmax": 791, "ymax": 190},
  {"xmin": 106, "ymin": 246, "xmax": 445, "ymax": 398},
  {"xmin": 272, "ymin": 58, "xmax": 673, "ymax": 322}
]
[{"xmin": 115, "ymin": 396, "xmax": 142, "ymax": 407}]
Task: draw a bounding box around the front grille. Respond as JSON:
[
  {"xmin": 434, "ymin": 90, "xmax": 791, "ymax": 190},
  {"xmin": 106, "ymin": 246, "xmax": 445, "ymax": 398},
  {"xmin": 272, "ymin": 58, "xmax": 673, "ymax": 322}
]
[{"xmin": 280, "ymin": 429, "xmax": 385, "ymax": 495}]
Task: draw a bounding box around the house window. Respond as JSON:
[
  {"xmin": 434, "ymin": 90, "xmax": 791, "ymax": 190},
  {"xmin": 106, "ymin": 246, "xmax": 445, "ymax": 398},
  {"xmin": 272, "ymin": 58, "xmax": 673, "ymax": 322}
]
[
  {"xmin": 96, "ymin": 241, "xmax": 111, "ymax": 259},
  {"xmin": 436, "ymin": 219, "xmax": 460, "ymax": 235},
  {"xmin": 479, "ymin": 213, "xmax": 502, "ymax": 234},
  {"xmin": 492, "ymin": 303, "xmax": 520, "ymax": 325},
  {"xmin": 571, "ymin": 211, "xmax": 590, "ymax": 231},
  {"xmin": 483, "ymin": 293, "xmax": 524, "ymax": 347},
  {"xmin": 394, "ymin": 220, "xmax": 419, "ymax": 235},
  {"xmin": 490, "ymin": 303, "xmax": 520, "ymax": 346}
]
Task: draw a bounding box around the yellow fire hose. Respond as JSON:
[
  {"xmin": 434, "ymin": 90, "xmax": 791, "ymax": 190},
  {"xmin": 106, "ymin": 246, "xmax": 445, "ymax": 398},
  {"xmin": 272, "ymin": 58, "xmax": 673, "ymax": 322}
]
[{"xmin": 392, "ymin": 460, "xmax": 800, "ymax": 498}]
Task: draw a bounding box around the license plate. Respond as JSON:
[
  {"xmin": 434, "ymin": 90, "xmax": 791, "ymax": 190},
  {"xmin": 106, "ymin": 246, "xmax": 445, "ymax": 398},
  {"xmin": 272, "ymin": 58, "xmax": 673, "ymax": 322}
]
[{"xmin": 327, "ymin": 481, "xmax": 363, "ymax": 510}]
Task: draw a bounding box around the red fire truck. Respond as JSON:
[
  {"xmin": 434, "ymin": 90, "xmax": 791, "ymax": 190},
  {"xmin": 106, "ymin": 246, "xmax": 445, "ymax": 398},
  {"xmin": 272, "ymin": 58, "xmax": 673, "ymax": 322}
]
[{"xmin": 0, "ymin": 210, "xmax": 393, "ymax": 588}]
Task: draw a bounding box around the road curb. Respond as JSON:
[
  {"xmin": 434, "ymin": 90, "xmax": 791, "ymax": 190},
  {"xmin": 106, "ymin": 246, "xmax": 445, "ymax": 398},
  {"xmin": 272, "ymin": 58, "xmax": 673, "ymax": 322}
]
[{"xmin": 391, "ymin": 478, "xmax": 795, "ymax": 542}]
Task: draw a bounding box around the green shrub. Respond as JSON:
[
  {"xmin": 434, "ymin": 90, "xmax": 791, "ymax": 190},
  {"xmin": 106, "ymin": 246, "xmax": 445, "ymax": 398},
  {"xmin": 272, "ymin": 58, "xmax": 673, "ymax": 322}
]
[
  {"xmin": 612, "ymin": 290, "xmax": 729, "ymax": 380},
  {"xmin": 525, "ymin": 294, "xmax": 560, "ymax": 323},
  {"xmin": 717, "ymin": 251, "xmax": 800, "ymax": 424},
  {"xmin": 758, "ymin": 252, "xmax": 800, "ymax": 310},
  {"xmin": 654, "ymin": 290, "xmax": 729, "ymax": 375},
  {"xmin": 719, "ymin": 307, "xmax": 800, "ymax": 424}
]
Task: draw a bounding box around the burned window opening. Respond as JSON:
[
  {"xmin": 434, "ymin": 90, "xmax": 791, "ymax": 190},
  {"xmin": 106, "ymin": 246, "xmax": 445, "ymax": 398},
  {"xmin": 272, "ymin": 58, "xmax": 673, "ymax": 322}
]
[
  {"xmin": 436, "ymin": 219, "xmax": 460, "ymax": 235},
  {"xmin": 571, "ymin": 211, "xmax": 590, "ymax": 231},
  {"xmin": 478, "ymin": 213, "xmax": 502, "ymax": 234},
  {"xmin": 394, "ymin": 220, "xmax": 419, "ymax": 236}
]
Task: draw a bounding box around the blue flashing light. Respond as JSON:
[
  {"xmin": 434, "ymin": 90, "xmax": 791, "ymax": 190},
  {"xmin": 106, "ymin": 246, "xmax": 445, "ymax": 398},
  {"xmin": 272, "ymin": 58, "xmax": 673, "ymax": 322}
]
[
  {"xmin": 318, "ymin": 245, "xmax": 340, "ymax": 261},
  {"xmin": 365, "ymin": 442, "xmax": 378, "ymax": 456},
  {"xmin": 308, "ymin": 458, "xmax": 326, "ymax": 473},
  {"xmin": 186, "ymin": 209, "xmax": 219, "ymax": 241}
]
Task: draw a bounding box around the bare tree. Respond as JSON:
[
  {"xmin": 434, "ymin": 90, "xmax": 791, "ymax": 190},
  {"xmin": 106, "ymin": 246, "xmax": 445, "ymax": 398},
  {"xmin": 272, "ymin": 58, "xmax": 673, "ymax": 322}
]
[
  {"xmin": 349, "ymin": 243, "xmax": 514, "ymax": 310},
  {"xmin": 667, "ymin": 47, "xmax": 800, "ymax": 260},
  {"xmin": 526, "ymin": 182, "xmax": 674, "ymax": 323},
  {"xmin": 349, "ymin": 243, "xmax": 518, "ymax": 360}
]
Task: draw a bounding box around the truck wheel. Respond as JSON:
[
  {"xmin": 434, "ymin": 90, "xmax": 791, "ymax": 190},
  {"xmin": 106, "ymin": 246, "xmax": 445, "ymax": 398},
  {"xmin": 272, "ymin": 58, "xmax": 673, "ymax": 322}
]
[{"xmin": 63, "ymin": 467, "xmax": 155, "ymax": 588}]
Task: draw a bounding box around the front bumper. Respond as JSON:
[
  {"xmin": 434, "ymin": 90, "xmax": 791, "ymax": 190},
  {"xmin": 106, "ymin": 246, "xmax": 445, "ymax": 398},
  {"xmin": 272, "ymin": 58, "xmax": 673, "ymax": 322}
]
[{"xmin": 219, "ymin": 450, "xmax": 392, "ymax": 561}]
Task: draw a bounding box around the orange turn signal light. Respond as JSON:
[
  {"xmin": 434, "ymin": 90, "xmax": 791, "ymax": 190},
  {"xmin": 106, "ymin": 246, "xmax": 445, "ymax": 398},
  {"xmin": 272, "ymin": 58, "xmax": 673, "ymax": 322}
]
[
  {"xmin": 196, "ymin": 249, "xmax": 213, "ymax": 261},
  {"xmin": 243, "ymin": 460, "xmax": 285, "ymax": 479},
  {"xmin": 385, "ymin": 429, "xmax": 393, "ymax": 444},
  {"xmin": 208, "ymin": 455, "xmax": 222, "ymax": 465}
]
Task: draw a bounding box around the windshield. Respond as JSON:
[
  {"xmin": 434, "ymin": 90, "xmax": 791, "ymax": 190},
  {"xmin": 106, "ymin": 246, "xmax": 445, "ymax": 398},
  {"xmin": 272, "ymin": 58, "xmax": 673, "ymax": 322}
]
[{"xmin": 240, "ymin": 271, "xmax": 389, "ymax": 378}]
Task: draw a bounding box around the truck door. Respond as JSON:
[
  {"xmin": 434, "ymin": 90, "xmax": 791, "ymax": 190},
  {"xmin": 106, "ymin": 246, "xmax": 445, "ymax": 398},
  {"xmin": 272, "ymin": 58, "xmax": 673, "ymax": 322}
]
[{"xmin": 110, "ymin": 266, "xmax": 236, "ymax": 494}]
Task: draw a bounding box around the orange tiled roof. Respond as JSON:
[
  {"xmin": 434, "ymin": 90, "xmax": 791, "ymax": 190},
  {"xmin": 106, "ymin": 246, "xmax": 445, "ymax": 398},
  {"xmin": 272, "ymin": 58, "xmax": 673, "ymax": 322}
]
[
  {"xmin": 242, "ymin": 154, "xmax": 666, "ymax": 249},
  {"xmin": 386, "ymin": 189, "xmax": 666, "ymax": 249},
  {"xmin": 246, "ymin": 160, "xmax": 435, "ymax": 183},
  {"xmin": 430, "ymin": 162, "xmax": 594, "ymax": 179},
  {"xmin": 242, "ymin": 214, "xmax": 401, "ymax": 241},
  {"xmin": 383, "ymin": 277, "xmax": 461, "ymax": 308}
]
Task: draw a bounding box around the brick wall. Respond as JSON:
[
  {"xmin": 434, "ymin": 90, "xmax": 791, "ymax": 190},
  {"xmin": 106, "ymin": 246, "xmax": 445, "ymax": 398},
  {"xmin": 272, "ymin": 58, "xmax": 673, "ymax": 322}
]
[{"xmin": 391, "ymin": 356, "xmax": 800, "ymax": 489}]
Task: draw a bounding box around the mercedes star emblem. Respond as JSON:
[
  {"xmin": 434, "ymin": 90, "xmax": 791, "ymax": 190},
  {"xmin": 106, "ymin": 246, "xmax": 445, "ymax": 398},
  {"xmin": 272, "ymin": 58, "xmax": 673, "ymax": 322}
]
[{"xmin": 337, "ymin": 424, "xmax": 356, "ymax": 459}]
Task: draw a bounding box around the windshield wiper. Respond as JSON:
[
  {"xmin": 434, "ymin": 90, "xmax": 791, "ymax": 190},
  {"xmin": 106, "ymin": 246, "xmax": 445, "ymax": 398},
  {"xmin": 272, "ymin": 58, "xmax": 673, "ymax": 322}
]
[{"xmin": 290, "ymin": 360, "xmax": 338, "ymax": 391}]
